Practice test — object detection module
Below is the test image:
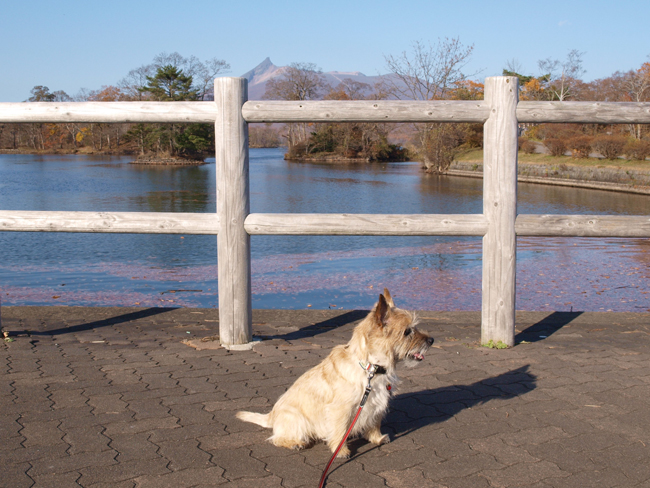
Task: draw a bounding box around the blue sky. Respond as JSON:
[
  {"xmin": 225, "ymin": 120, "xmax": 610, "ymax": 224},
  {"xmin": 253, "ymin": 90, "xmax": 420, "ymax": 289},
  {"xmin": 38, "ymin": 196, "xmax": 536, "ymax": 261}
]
[{"xmin": 1, "ymin": 0, "xmax": 649, "ymax": 102}]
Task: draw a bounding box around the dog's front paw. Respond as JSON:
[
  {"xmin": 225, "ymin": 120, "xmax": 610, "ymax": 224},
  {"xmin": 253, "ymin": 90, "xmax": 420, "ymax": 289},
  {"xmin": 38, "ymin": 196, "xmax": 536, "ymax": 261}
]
[
  {"xmin": 377, "ymin": 433, "xmax": 391, "ymax": 445},
  {"xmin": 336, "ymin": 445, "xmax": 351, "ymax": 458},
  {"xmin": 366, "ymin": 429, "xmax": 390, "ymax": 445}
]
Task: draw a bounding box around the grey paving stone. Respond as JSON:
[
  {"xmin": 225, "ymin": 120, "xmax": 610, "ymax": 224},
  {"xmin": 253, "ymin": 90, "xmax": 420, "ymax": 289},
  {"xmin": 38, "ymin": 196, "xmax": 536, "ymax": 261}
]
[
  {"xmin": 19, "ymin": 420, "xmax": 66, "ymax": 447},
  {"xmin": 3, "ymin": 307, "xmax": 650, "ymax": 488},
  {"xmin": 108, "ymin": 433, "xmax": 161, "ymax": 463},
  {"xmin": 61, "ymin": 424, "xmax": 112, "ymax": 455},
  {"xmin": 481, "ymin": 460, "xmax": 569, "ymax": 487},
  {"xmin": 378, "ymin": 466, "xmax": 447, "ymax": 488},
  {"xmin": 210, "ymin": 446, "xmax": 268, "ymax": 480},
  {"xmin": 127, "ymin": 399, "xmax": 170, "ymax": 420},
  {"xmin": 29, "ymin": 471, "xmax": 83, "ymax": 488},
  {"xmin": 1, "ymin": 462, "xmax": 37, "ymax": 488},
  {"xmin": 155, "ymin": 439, "xmax": 213, "ymax": 470},
  {"xmin": 78, "ymin": 458, "xmax": 171, "ymax": 485},
  {"xmin": 167, "ymin": 403, "xmax": 215, "ymax": 426},
  {"xmin": 132, "ymin": 467, "xmax": 227, "ymax": 488},
  {"xmin": 27, "ymin": 450, "xmax": 118, "ymax": 477},
  {"xmin": 260, "ymin": 455, "xmax": 323, "ymax": 488},
  {"xmin": 103, "ymin": 417, "xmax": 179, "ymax": 437}
]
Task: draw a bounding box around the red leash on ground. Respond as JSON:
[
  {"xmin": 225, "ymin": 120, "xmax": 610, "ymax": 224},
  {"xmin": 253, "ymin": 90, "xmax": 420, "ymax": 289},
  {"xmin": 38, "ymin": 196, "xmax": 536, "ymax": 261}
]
[{"xmin": 318, "ymin": 365, "xmax": 378, "ymax": 488}]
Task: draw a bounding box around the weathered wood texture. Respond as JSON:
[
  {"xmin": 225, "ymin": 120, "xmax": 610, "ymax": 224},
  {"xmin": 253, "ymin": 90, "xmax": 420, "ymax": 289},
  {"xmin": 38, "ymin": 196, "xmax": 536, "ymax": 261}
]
[
  {"xmin": 215, "ymin": 78, "xmax": 252, "ymax": 346},
  {"xmin": 0, "ymin": 211, "xmax": 219, "ymax": 234},
  {"xmin": 516, "ymin": 214, "xmax": 650, "ymax": 237},
  {"xmin": 2, "ymin": 99, "xmax": 650, "ymax": 125},
  {"xmin": 517, "ymin": 101, "xmax": 650, "ymax": 124},
  {"xmin": 0, "ymin": 102, "xmax": 217, "ymax": 123},
  {"xmin": 242, "ymin": 100, "xmax": 489, "ymax": 123},
  {"xmin": 3, "ymin": 211, "xmax": 646, "ymax": 238},
  {"xmin": 482, "ymin": 77, "xmax": 519, "ymax": 347},
  {"xmin": 245, "ymin": 214, "xmax": 488, "ymax": 235}
]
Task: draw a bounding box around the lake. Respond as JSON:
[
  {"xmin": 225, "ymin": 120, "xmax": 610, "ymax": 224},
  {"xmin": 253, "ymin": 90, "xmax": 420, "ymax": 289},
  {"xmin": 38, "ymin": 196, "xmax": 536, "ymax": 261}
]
[{"xmin": 0, "ymin": 148, "xmax": 648, "ymax": 312}]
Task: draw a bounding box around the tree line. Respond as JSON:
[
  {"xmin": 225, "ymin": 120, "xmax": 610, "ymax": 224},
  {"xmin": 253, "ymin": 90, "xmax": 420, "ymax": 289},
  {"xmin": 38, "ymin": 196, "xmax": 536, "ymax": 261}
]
[
  {"xmin": 266, "ymin": 41, "xmax": 650, "ymax": 170},
  {"xmin": 0, "ymin": 52, "xmax": 229, "ymax": 159},
  {"xmin": 2, "ymin": 44, "xmax": 650, "ymax": 169}
]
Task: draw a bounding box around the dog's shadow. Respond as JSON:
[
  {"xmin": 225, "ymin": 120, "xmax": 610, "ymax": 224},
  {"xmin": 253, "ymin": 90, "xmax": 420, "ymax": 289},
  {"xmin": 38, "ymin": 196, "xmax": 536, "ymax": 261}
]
[{"xmin": 348, "ymin": 364, "xmax": 536, "ymax": 453}]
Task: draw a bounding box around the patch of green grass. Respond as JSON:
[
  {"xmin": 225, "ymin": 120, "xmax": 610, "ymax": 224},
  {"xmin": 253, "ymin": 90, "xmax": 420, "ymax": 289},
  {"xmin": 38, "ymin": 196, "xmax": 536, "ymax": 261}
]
[
  {"xmin": 482, "ymin": 339, "xmax": 509, "ymax": 349},
  {"xmin": 455, "ymin": 149, "xmax": 650, "ymax": 171}
]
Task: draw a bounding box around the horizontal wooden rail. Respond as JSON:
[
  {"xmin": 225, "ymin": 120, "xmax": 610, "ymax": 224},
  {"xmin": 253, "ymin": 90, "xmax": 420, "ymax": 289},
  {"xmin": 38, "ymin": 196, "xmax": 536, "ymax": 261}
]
[
  {"xmin": 0, "ymin": 102, "xmax": 218, "ymax": 123},
  {"xmin": 2, "ymin": 100, "xmax": 650, "ymax": 125},
  {"xmin": 241, "ymin": 100, "xmax": 490, "ymax": 123},
  {"xmin": 0, "ymin": 210, "xmax": 219, "ymax": 234},
  {"xmin": 2, "ymin": 211, "xmax": 648, "ymax": 237},
  {"xmin": 245, "ymin": 213, "xmax": 488, "ymax": 235},
  {"xmin": 517, "ymin": 101, "xmax": 650, "ymax": 124},
  {"xmin": 515, "ymin": 214, "xmax": 650, "ymax": 237}
]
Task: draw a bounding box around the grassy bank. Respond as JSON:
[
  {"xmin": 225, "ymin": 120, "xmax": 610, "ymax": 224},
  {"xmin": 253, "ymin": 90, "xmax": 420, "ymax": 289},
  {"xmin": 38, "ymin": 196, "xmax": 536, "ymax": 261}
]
[
  {"xmin": 456, "ymin": 148, "xmax": 650, "ymax": 171},
  {"xmin": 451, "ymin": 148, "xmax": 650, "ymax": 192}
]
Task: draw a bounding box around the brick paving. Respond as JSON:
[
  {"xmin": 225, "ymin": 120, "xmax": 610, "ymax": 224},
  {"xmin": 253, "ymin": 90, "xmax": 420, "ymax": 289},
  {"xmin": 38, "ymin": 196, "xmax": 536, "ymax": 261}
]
[{"xmin": 1, "ymin": 306, "xmax": 650, "ymax": 487}]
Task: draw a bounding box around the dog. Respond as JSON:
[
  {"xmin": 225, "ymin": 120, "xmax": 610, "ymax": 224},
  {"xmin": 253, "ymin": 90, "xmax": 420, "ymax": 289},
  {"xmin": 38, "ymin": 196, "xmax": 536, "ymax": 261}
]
[{"xmin": 237, "ymin": 289, "xmax": 434, "ymax": 458}]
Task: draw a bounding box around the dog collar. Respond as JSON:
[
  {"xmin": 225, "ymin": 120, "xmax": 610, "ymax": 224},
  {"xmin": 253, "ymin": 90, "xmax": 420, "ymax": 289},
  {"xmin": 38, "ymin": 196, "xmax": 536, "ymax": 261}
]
[{"xmin": 359, "ymin": 360, "xmax": 387, "ymax": 375}]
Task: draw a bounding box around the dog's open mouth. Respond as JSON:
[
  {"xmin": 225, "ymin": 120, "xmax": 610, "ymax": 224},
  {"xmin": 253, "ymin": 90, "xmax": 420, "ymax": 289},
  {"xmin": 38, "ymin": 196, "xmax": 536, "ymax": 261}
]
[{"xmin": 410, "ymin": 352, "xmax": 425, "ymax": 361}]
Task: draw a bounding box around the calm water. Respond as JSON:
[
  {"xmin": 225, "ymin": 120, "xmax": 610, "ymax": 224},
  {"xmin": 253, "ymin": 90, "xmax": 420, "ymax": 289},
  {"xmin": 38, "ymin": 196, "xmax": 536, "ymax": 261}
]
[{"xmin": 0, "ymin": 148, "xmax": 648, "ymax": 311}]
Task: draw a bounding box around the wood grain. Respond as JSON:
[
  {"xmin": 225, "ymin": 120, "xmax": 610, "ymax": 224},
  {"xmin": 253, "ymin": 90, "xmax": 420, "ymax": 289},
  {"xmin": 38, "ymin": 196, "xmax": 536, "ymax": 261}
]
[
  {"xmin": 0, "ymin": 210, "xmax": 218, "ymax": 234},
  {"xmin": 481, "ymin": 77, "xmax": 519, "ymax": 347},
  {"xmin": 215, "ymin": 78, "xmax": 253, "ymax": 346}
]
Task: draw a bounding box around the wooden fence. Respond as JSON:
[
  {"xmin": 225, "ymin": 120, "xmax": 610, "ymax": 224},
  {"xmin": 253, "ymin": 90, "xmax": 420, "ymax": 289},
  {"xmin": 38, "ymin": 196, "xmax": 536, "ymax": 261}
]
[{"xmin": 1, "ymin": 76, "xmax": 650, "ymax": 349}]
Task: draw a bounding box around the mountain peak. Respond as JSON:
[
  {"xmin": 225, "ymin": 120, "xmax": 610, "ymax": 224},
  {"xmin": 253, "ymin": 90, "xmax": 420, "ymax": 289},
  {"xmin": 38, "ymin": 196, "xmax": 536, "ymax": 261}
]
[{"xmin": 241, "ymin": 58, "xmax": 280, "ymax": 85}]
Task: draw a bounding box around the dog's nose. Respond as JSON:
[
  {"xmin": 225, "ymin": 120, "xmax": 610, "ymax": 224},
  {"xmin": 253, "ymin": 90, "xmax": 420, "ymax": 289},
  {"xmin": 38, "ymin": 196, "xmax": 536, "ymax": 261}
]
[{"xmin": 427, "ymin": 337, "xmax": 434, "ymax": 345}]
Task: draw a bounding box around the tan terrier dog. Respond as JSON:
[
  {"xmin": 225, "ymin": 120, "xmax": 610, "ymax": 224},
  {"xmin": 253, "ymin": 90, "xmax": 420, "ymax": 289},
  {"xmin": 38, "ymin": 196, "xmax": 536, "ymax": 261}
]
[{"xmin": 237, "ymin": 289, "xmax": 434, "ymax": 458}]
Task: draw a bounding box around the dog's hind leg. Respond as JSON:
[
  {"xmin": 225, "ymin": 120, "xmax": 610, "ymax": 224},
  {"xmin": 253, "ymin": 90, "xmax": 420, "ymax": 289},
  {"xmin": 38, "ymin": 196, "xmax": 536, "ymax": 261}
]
[{"xmin": 268, "ymin": 411, "xmax": 310, "ymax": 452}]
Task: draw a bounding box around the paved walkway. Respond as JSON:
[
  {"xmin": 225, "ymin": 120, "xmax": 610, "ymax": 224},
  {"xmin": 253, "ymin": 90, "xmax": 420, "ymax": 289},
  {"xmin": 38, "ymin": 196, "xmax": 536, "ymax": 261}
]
[{"xmin": 1, "ymin": 306, "xmax": 650, "ymax": 488}]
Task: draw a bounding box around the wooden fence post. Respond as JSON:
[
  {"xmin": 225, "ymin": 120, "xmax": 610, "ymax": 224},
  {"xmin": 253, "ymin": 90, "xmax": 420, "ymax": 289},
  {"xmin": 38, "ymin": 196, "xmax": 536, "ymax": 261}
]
[
  {"xmin": 214, "ymin": 77, "xmax": 253, "ymax": 348},
  {"xmin": 482, "ymin": 76, "xmax": 519, "ymax": 347}
]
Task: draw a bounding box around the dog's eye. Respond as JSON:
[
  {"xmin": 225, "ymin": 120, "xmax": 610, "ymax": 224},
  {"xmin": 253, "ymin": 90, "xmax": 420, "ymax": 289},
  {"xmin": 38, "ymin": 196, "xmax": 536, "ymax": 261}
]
[{"xmin": 404, "ymin": 328, "xmax": 412, "ymax": 337}]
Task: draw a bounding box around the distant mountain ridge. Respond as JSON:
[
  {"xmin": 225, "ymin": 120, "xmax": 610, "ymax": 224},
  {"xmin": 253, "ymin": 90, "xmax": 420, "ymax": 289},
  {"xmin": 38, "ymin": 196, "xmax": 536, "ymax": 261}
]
[{"xmin": 241, "ymin": 57, "xmax": 388, "ymax": 100}]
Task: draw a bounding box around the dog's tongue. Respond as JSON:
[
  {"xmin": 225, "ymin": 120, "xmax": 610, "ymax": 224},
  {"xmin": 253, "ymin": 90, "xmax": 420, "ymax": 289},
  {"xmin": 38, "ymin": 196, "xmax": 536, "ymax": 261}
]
[{"xmin": 413, "ymin": 352, "xmax": 424, "ymax": 361}]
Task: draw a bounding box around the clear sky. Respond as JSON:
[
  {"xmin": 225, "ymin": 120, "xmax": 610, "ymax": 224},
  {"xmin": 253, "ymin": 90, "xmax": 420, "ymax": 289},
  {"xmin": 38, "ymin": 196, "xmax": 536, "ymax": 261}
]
[{"xmin": 1, "ymin": 0, "xmax": 649, "ymax": 102}]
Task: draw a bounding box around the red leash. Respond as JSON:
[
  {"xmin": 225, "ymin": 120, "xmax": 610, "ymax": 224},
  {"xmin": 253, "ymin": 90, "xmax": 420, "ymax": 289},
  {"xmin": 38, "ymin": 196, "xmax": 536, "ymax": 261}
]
[{"xmin": 318, "ymin": 366, "xmax": 377, "ymax": 488}]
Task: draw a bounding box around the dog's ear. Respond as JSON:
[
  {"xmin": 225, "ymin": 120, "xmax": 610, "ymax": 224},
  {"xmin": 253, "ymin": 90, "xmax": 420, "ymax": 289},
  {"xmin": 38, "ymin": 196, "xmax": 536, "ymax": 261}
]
[
  {"xmin": 383, "ymin": 288, "xmax": 395, "ymax": 308},
  {"xmin": 374, "ymin": 293, "xmax": 390, "ymax": 327}
]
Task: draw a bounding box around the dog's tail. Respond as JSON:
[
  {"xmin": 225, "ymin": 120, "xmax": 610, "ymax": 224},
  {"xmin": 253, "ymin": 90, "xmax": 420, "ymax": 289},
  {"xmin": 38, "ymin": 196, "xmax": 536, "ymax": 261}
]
[{"xmin": 236, "ymin": 410, "xmax": 272, "ymax": 428}]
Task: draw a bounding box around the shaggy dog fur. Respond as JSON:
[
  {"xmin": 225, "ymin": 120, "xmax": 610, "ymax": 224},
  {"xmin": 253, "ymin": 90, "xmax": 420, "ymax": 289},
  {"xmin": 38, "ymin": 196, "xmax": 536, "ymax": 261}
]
[{"xmin": 237, "ymin": 289, "xmax": 434, "ymax": 458}]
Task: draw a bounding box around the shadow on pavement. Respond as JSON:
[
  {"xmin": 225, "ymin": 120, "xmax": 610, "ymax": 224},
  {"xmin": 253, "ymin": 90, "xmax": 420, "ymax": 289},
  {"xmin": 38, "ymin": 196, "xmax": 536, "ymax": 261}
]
[
  {"xmin": 262, "ymin": 310, "xmax": 368, "ymax": 341},
  {"xmin": 32, "ymin": 307, "xmax": 175, "ymax": 336},
  {"xmin": 515, "ymin": 312, "xmax": 583, "ymax": 343},
  {"xmin": 381, "ymin": 365, "xmax": 536, "ymax": 441}
]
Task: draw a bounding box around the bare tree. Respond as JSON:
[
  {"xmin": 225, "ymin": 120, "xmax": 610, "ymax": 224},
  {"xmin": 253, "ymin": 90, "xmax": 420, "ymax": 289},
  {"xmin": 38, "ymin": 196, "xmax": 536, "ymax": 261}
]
[
  {"xmin": 538, "ymin": 49, "xmax": 586, "ymax": 101},
  {"xmin": 622, "ymin": 61, "xmax": 650, "ymax": 139},
  {"xmin": 504, "ymin": 58, "xmax": 525, "ymax": 76},
  {"xmin": 264, "ymin": 62, "xmax": 328, "ymax": 101},
  {"xmin": 119, "ymin": 65, "xmax": 156, "ymax": 100},
  {"xmin": 382, "ymin": 38, "xmax": 475, "ymax": 172},
  {"xmin": 383, "ymin": 38, "xmax": 475, "ymax": 101},
  {"xmin": 263, "ymin": 62, "xmax": 329, "ymax": 148}
]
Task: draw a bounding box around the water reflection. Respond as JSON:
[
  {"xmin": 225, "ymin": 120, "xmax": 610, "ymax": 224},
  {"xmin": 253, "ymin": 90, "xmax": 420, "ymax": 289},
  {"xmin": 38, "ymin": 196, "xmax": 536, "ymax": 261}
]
[{"xmin": 0, "ymin": 149, "xmax": 648, "ymax": 310}]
